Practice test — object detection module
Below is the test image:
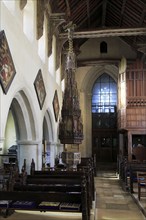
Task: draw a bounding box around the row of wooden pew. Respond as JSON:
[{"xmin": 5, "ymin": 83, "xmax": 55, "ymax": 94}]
[
  {"xmin": 118, "ymin": 155, "xmax": 146, "ymax": 201},
  {"xmin": 0, "ymin": 157, "xmax": 96, "ymax": 220}
]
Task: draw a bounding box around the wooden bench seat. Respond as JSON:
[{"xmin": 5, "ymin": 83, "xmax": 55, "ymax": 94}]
[
  {"xmin": 28, "ymin": 170, "xmax": 93, "ymax": 210},
  {"xmin": 137, "ymin": 171, "xmax": 146, "ymax": 200},
  {"xmin": 0, "ymin": 171, "xmax": 90, "ymax": 220},
  {"xmin": 0, "ymin": 191, "xmax": 82, "ymax": 212},
  {"xmin": 127, "ymin": 162, "xmax": 146, "ymax": 193}
]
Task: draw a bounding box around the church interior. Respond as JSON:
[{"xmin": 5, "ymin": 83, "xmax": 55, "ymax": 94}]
[{"xmin": 0, "ymin": 0, "xmax": 146, "ymax": 219}]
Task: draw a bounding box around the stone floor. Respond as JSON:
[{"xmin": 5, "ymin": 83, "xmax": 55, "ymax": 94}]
[
  {"xmin": 95, "ymin": 163, "xmax": 146, "ymax": 220},
  {"xmin": 129, "ymin": 181, "xmax": 146, "ymax": 218},
  {"xmin": 0, "ymin": 210, "xmax": 82, "ymax": 220},
  {"xmin": 1, "ymin": 163, "xmax": 146, "ymax": 220}
]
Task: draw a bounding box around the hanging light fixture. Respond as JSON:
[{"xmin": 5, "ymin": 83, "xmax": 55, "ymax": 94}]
[{"xmin": 59, "ymin": 22, "xmax": 83, "ymax": 146}]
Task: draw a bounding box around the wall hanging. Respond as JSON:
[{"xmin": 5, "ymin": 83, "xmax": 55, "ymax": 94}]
[{"xmin": 0, "ymin": 30, "xmax": 16, "ymax": 94}]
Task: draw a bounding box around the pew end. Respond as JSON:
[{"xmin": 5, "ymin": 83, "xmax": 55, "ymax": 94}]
[{"xmin": 137, "ymin": 171, "xmax": 146, "ymax": 200}]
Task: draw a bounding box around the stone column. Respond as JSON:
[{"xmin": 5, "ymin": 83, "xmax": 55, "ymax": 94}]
[
  {"xmin": 17, "ymin": 140, "xmax": 42, "ymax": 174},
  {"xmin": 49, "ymin": 142, "xmax": 64, "ymax": 167},
  {"xmin": 0, "ymin": 138, "xmax": 5, "ymax": 154},
  {"xmin": 49, "ymin": 142, "xmax": 55, "ymax": 168},
  {"xmin": 0, "ymin": 138, "xmax": 5, "ymax": 165}
]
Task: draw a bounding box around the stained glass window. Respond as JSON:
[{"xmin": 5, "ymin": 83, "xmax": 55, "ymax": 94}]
[{"xmin": 92, "ymin": 73, "xmax": 117, "ymax": 113}]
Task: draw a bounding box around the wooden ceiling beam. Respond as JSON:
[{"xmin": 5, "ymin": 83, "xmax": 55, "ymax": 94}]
[
  {"xmin": 132, "ymin": 3, "xmax": 146, "ymax": 47},
  {"xmin": 65, "ymin": 0, "xmax": 71, "ymax": 19},
  {"xmin": 119, "ymin": 0, "xmax": 127, "ymax": 26},
  {"xmin": 77, "ymin": 1, "xmax": 103, "ymax": 28},
  {"xmin": 77, "ymin": 58, "xmax": 135, "ymax": 67},
  {"xmin": 102, "ymin": 0, "xmax": 108, "ymax": 27},
  {"xmin": 59, "ymin": 27, "xmax": 146, "ymax": 39},
  {"xmin": 86, "ymin": 0, "xmax": 90, "ymax": 27}
]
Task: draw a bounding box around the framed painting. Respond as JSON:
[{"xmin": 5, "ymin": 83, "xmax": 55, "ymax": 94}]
[
  {"xmin": 53, "ymin": 90, "xmax": 60, "ymax": 122},
  {"xmin": 0, "ymin": 30, "xmax": 16, "ymax": 94},
  {"xmin": 34, "ymin": 69, "xmax": 46, "ymax": 110}
]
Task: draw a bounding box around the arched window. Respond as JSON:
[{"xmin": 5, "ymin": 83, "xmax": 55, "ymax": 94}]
[
  {"xmin": 92, "ymin": 73, "xmax": 117, "ymax": 129},
  {"xmin": 92, "ymin": 73, "xmax": 117, "ymax": 113},
  {"xmin": 100, "ymin": 41, "xmax": 107, "ymax": 53}
]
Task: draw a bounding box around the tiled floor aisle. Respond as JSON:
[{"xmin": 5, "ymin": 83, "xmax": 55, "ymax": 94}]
[{"xmin": 95, "ymin": 169, "xmax": 146, "ymax": 220}]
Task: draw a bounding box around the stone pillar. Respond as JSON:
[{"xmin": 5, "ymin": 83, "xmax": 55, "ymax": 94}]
[
  {"xmin": 49, "ymin": 142, "xmax": 64, "ymax": 167},
  {"xmin": 42, "ymin": 141, "xmax": 56, "ymax": 169},
  {"xmin": 0, "ymin": 138, "xmax": 5, "ymax": 154},
  {"xmin": 0, "ymin": 138, "xmax": 5, "ymax": 165},
  {"xmin": 49, "ymin": 142, "xmax": 56, "ymax": 168},
  {"xmin": 17, "ymin": 140, "xmax": 42, "ymax": 174}
]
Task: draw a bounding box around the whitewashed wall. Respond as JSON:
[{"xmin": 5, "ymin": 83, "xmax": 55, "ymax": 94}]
[{"xmin": 0, "ymin": 0, "xmax": 62, "ymax": 171}]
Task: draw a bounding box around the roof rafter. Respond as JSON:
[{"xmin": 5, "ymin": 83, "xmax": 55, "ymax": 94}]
[
  {"xmin": 65, "ymin": 0, "xmax": 71, "ymax": 19},
  {"xmin": 77, "ymin": 1, "xmax": 103, "ymax": 28},
  {"xmin": 86, "ymin": 0, "xmax": 90, "ymax": 27},
  {"xmin": 119, "ymin": 0, "xmax": 127, "ymax": 26},
  {"xmin": 102, "ymin": 0, "xmax": 108, "ymax": 27}
]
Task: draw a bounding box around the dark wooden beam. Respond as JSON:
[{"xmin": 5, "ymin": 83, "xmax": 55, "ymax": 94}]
[
  {"xmin": 102, "ymin": 0, "xmax": 107, "ymax": 27},
  {"xmin": 78, "ymin": 1, "xmax": 103, "ymax": 28},
  {"xmin": 59, "ymin": 27, "xmax": 146, "ymax": 39},
  {"xmin": 133, "ymin": 5, "xmax": 146, "ymax": 47},
  {"xmin": 65, "ymin": 0, "xmax": 71, "ymax": 19},
  {"xmin": 77, "ymin": 58, "xmax": 135, "ymax": 67},
  {"xmin": 119, "ymin": 0, "xmax": 127, "ymax": 26},
  {"xmin": 86, "ymin": 0, "xmax": 90, "ymax": 27}
]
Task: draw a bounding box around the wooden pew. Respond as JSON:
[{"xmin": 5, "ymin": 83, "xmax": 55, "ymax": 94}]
[
  {"xmin": 117, "ymin": 156, "xmax": 146, "ymax": 193},
  {"xmin": 77, "ymin": 157, "xmax": 95, "ymax": 207},
  {"xmin": 127, "ymin": 162, "xmax": 146, "ymax": 193},
  {"xmin": 117, "ymin": 155, "xmax": 128, "ymax": 183},
  {"xmin": 0, "ymin": 173, "xmax": 89, "ymax": 220},
  {"xmin": 0, "ymin": 190, "xmax": 84, "ymax": 218},
  {"xmin": 137, "ymin": 171, "xmax": 146, "ymax": 200},
  {"xmin": 0, "ymin": 158, "xmax": 93, "ymax": 219},
  {"xmin": 26, "ymin": 170, "xmax": 91, "ymax": 218},
  {"xmin": 31, "ymin": 156, "xmax": 95, "ymax": 207}
]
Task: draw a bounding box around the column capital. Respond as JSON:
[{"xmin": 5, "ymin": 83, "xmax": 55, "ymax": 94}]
[{"xmin": 17, "ymin": 140, "xmax": 41, "ymax": 145}]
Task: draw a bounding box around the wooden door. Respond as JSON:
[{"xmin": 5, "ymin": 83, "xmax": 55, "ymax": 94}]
[{"xmin": 92, "ymin": 129, "xmax": 118, "ymax": 162}]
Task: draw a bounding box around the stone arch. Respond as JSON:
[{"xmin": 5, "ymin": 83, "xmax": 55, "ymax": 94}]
[
  {"xmin": 81, "ymin": 65, "xmax": 118, "ymax": 93},
  {"xmin": 6, "ymin": 89, "xmax": 42, "ymax": 172},
  {"xmin": 42, "ymin": 110, "xmax": 56, "ymax": 167},
  {"xmin": 10, "ymin": 90, "xmax": 37, "ymax": 141},
  {"xmin": 43, "ymin": 109, "xmax": 54, "ymax": 142},
  {"xmin": 80, "ymin": 65, "xmax": 118, "ymax": 157}
]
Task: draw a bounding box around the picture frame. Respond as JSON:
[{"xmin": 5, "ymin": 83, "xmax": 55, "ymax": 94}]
[
  {"xmin": 34, "ymin": 69, "xmax": 46, "ymax": 110},
  {"xmin": 53, "ymin": 90, "xmax": 60, "ymax": 122},
  {"xmin": 0, "ymin": 30, "xmax": 16, "ymax": 94}
]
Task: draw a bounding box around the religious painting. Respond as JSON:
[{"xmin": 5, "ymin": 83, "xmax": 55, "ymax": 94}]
[
  {"xmin": 0, "ymin": 30, "xmax": 16, "ymax": 94},
  {"xmin": 34, "ymin": 69, "xmax": 46, "ymax": 110},
  {"xmin": 53, "ymin": 90, "xmax": 60, "ymax": 122}
]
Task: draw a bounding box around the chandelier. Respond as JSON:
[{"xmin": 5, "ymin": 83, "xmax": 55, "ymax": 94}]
[{"xmin": 59, "ymin": 23, "xmax": 83, "ymax": 145}]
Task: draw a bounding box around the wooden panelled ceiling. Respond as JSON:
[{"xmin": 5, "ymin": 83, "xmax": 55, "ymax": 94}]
[{"xmin": 49, "ymin": 0, "xmax": 146, "ymax": 53}]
